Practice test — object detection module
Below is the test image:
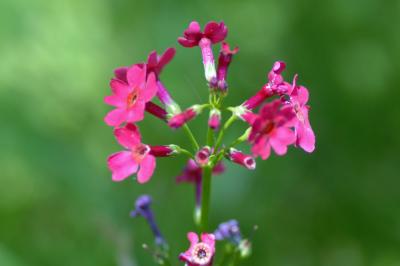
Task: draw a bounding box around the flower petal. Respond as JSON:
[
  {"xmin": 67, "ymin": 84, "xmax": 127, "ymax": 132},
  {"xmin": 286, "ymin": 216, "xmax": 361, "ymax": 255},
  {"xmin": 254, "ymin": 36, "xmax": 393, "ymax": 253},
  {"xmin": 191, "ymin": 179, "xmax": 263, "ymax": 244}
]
[
  {"xmin": 114, "ymin": 123, "xmax": 141, "ymax": 149},
  {"xmin": 157, "ymin": 47, "xmax": 176, "ymax": 71},
  {"xmin": 147, "ymin": 50, "xmax": 158, "ymax": 69},
  {"xmin": 201, "ymin": 233, "xmax": 215, "ymax": 251},
  {"xmin": 137, "ymin": 155, "xmax": 156, "ymax": 183},
  {"xmin": 127, "ymin": 65, "xmax": 146, "ymax": 88},
  {"xmin": 126, "ymin": 100, "xmax": 145, "ymax": 123},
  {"xmin": 140, "ymin": 72, "xmax": 158, "ymax": 102},
  {"xmin": 114, "ymin": 67, "xmax": 128, "ymax": 83},
  {"xmin": 110, "ymin": 78, "xmax": 130, "ymax": 96},
  {"xmin": 188, "ymin": 232, "xmax": 199, "ymax": 246},
  {"xmin": 104, "ymin": 95, "xmax": 125, "ymax": 107},
  {"xmin": 107, "ymin": 151, "xmax": 138, "ymax": 182},
  {"xmin": 104, "ymin": 108, "xmax": 127, "ymax": 127},
  {"xmin": 270, "ymin": 127, "xmax": 295, "ymax": 155}
]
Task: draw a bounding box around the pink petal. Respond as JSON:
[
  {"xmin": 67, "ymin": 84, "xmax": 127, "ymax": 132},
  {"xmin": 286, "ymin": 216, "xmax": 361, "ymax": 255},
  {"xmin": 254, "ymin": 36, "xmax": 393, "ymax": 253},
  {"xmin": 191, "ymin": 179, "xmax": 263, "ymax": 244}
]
[
  {"xmin": 270, "ymin": 127, "xmax": 295, "ymax": 155},
  {"xmin": 297, "ymin": 86, "xmax": 309, "ymax": 105},
  {"xmin": 140, "ymin": 72, "xmax": 158, "ymax": 102},
  {"xmin": 260, "ymin": 100, "xmax": 281, "ymax": 120},
  {"xmin": 251, "ymin": 136, "xmax": 271, "ymax": 160},
  {"xmin": 201, "ymin": 233, "xmax": 215, "ymax": 251},
  {"xmin": 114, "ymin": 123, "xmax": 141, "ymax": 149},
  {"xmin": 104, "ymin": 108, "xmax": 127, "ymax": 127},
  {"xmin": 157, "ymin": 47, "xmax": 176, "ymax": 71},
  {"xmin": 186, "ymin": 21, "xmax": 201, "ymax": 35},
  {"xmin": 126, "ymin": 100, "xmax": 145, "ymax": 123},
  {"xmin": 178, "ymin": 37, "xmax": 198, "ymax": 47},
  {"xmin": 107, "ymin": 151, "xmax": 138, "ymax": 182},
  {"xmin": 114, "ymin": 67, "xmax": 128, "ymax": 83},
  {"xmin": 137, "ymin": 155, "xmax": 156, "ymax": 183},
  {"xmin": 187, "ymin": 232, "xmax": 199, "ymax": 246},
  {"xmin": 296, "ymin": 108, "xmax": 315, "ymax": 152},
  {"xmin": 127, "ymin": 65, "xmax": 146, "ymax": 88},
  {"xmin": 110, "ymin": 78, "xmax": 130, "ymax": 96},
  {"xmin": 205, "ymin": 21, "xmax": 228, "ymax": 43},
  {"xmin": 104, "ymin": 95, "xmax": 125, "ymax": 108}
]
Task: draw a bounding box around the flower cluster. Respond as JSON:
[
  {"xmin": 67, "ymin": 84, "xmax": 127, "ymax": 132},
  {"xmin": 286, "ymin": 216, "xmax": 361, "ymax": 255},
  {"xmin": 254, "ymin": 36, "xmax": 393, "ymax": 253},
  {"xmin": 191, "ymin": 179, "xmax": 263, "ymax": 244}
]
[{"xmin": 104, "ymin": 20, "xmax": 315, "ymax": 265}]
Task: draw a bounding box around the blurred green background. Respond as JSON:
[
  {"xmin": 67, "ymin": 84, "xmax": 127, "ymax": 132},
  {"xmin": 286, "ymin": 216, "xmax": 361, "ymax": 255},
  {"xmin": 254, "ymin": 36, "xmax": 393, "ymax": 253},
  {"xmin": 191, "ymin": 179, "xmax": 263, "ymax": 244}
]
[{"xmin": 1, "ymin": 0, "xmax": 399, "ymax": 265}]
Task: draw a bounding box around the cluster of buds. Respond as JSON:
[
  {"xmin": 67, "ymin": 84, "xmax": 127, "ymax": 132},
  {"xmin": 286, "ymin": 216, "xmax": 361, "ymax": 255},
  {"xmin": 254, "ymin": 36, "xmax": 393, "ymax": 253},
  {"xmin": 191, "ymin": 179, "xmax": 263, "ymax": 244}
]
[{"xmin": 104, "ymin": 20, "xmax": 316, "ymax": 265}]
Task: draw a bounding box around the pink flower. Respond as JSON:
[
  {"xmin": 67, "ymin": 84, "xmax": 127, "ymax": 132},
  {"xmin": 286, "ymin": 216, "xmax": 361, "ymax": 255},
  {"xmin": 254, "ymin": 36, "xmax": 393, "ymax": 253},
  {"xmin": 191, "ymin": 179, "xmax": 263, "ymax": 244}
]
[
  {"xmin": 208, "ymin": 109, "xmax": 221, "ymax": 130},
  {"xmin": 104, "ymin": 65, "xmax": 158, "ymax": 127},
  {"xmin": 168, "ymin": 105, "xmax": 205, "ymax": 129},
  {"xmin": 248, "ymin": 100, "xmax": 296, "ymax": 160},
  {"xmin": 216, "ymin": 42, "xmax": 239, "ymax": 91},
  {"xmin": 289, "ymin": 75, "xmax": 315, "ymax": 152},
  {"xmin": 243, "ymin": 61, "xmax": 290, "ymax": 110},
  {"xmin": 227, "ymin": 148, "xmax": 256, "ymax": 170},
  {"xmin": 179, "ymin": 232, "xmax": 216, "ymax": 266},
  {"xmin": 195, "ymin": 146, "xmax": 212, "ymax": 167},
  {"xmin": 178, "ymin": 21, "xmax": 228, "ymax": 83},
  {"xmin": 107, "ymin": 124, "xmax": 174, "ymax": 183}
]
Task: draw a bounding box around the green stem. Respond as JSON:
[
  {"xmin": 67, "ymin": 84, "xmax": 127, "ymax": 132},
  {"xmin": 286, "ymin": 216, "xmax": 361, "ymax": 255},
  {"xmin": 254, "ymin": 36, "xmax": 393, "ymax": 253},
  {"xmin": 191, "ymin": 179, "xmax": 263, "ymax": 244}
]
[
  {"xmin": 199, "ymin": 166, "xmax": 212, "ymax": 232},
  {"xmin": 182, "ymin": 124, "xmax": 199, "ymax": 152},
  {"xmin": 214, "ymin": 115, "xmax": 237, "ymax": 154}
]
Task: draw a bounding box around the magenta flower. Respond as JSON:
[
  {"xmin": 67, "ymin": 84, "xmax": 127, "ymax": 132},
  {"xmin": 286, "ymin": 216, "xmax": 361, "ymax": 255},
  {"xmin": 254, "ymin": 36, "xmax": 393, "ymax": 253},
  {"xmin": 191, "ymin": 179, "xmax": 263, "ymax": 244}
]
[
  {"xmin": 248, "ymin": 100, "xmax": 296, "ymax": 160},
  {"xmin": 289, "ymin": 75, "xmax": 315, "ymax": 152},
  {"xmin": 178, "ymin": 21, "xmax": 228, "ymax": 83},
  {"xmin": 107, "ymin": 123, "xmax": 174, "ymax": 183},
  {"xmin": 195, "ymin": 146, "xmax": 212, "ymax": 167},
  {"xmin": 208, "ymin": 109, "xmax": 221, "ymax": 130},
  {"xmin": 243, "ymin": 61, "xmax": 290, "ymax": 110},
  {"xmin": 227, "ymin": 148, "xmax": 256, "ymax": 170},
  {"xmin": 179, "ymin": 232, "xmax": 216, "ymax": 266},
  {"xmin": 216, "ymin": 42, "xmax": 239, "ymax": 91},
  {"xmin": 104, "ymin": 65, "xmax": 158, "ymax": 127}
]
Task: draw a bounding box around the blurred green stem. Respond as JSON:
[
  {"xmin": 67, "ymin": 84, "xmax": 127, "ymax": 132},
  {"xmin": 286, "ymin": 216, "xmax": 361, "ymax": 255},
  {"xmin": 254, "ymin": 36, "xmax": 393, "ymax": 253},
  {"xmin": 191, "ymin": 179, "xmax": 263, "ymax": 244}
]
[
  {"xmin": 214, "ymin": 114, "xmax": 237, "ymax": 153},
  {"xmin": 182, "ymin": 124, "xmax": 199, "ymax": 152},
  {"xmin": 199, "ymin": 165, "xmax": 212, "ymax": 232}
]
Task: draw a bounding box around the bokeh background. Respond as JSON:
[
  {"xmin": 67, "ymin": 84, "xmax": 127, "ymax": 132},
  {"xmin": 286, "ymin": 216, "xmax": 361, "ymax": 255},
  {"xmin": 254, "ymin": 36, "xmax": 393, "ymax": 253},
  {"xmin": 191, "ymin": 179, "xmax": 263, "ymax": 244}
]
[{"xmin": 1, "ymin": 0, "xmax": 399, "ymax": 265}]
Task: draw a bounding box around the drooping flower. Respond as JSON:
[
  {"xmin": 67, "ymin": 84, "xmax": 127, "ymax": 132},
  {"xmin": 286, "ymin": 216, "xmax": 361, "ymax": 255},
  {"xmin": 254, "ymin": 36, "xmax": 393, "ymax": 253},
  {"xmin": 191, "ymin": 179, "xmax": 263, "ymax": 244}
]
[
  {"xmin": 104, "ymin": 65, "xmax": 158, "ymax": 127},
  {"xmin": 178, "ymin": 21, "xmax": 228, "ymax": 84},
  {"xmin": 145, "ymin": 102, "xmax": 168, "ymax": 121},
  {"xmin": 179, "ymin": 232, "xmax": 216, "ymax": 266},
  {"xmin": 216, "ymin": 42, "xmax": 239, "ymax": 91},
  {"xmin": 226, "ymin": 148, "xmax": 256, "ymax": 170},
  {"xmin": 107, "ymin": 123, "xmax": 175, "ymax": 183},
  {"xmin": 208, "ymin": 108, "xmax": 221, "ymax": 130},
  {"xmin": 288, "ymin": 75, "xmax": 315, "ymax": 152},
  {"xmin": 242, "ymin": 61, "xmax": 290, "ymax": 110},
  {"xmin": 130, "ymin": 195, "xmax": 166, "ymax": 246},
  {"xmin": 248, "ymin": 100, "xmax": 296, "ymax": 160}
]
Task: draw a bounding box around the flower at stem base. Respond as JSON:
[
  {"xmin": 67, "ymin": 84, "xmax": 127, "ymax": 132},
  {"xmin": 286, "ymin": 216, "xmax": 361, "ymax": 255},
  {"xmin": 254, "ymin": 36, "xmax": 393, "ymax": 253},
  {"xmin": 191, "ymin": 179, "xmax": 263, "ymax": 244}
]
[
  {"xmin": 248, "ymin": 100, "xmax": 296, "ymax": 160},
  {"xmin": 104, "ymin": 65, "xmax": 158, "ymax": 127},
  {"xmin": 130, "ymin": 195, "xmax": 166, "ymax": 247},
  {"xmin": 107, "ymin": 123, "xmax": 175, "ymax": 183},
  {"xmin": 178, "ymin": 21, "xmax": 228, "ymax": 84},
  {"xmin": 179, "ymin": 232, "xmax": 216, "ymax": 266}
]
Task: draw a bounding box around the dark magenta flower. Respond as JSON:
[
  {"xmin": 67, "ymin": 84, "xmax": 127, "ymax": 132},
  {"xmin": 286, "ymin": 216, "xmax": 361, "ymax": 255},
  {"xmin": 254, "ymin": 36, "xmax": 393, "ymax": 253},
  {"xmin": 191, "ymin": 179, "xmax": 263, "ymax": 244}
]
[
  {"xmin": 216, "ymin": 42, "xmax": 239, "ymax": 91},
  {"xmin": 107, "ymin": 123, "xmax": 175, "ymax": 183},
  {"xmin": 130, "ymin": 195, "xmax": 166, "ymax": 246},
  {"xmin": 179, "ymin": 232, "xmax": 216, "ymax": 266},
  {"xmin": 195, "ymin": 146, "xmax": 212, "ymax": 167},
  {"xmin": 104, "ymin": 65, "xmax": 158, "ymax": 127},
  {"xmin": 178, "ymin": 21, "xmax": 228, "ymax": 83},
  {"xmin": 144, "ymin": 102, "xmax": 167, "ymax": 121},
  {"xmin": 248, "ymin": 100, "xmax": 296, "ymax": 160},
  {"xmin": 168, "ymin": 105, "xmax": 205, "ymax": 129},
  {"xmin": 227, "ymin": 148, "xmax": 256, "ymax": 170},
  {"xmin": 288, "ymin": 75, "xmax": 315, "ymax": 152}
]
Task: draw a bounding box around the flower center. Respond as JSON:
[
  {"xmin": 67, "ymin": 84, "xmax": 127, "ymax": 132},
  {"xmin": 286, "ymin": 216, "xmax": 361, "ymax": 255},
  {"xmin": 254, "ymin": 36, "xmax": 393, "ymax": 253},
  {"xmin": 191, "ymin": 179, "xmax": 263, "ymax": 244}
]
[
  {"xmin": 262, "ymin": 122, "xmax": 275, "ymax": 134},
  {"xmin": 192, "ymin": 242, "xmax": 212, "ymax": 265},
  {"xmin": 127, "ymin": 88, "xmax": 139, "ymax": 108},
  {"xmin": 131, "ymin": 143, "xmax": 150, "ymax": 163}
]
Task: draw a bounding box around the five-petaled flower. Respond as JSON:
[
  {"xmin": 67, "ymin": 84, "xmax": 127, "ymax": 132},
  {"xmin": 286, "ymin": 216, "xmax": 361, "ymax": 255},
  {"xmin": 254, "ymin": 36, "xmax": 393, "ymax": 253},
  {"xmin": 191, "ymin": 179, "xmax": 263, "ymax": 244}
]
[
  {"xmin": 179, "ymin": 232, "xmax": 216, "ymax": 266},
  {"xmin": 104, "ymin": 65, "xmax": 158, "ymax": 127},
  {"xmin": 248, "ymin": 100, "xmax": 296, "ymax": 160},
  {"xmin": 178, "ymin": 21, "xmax": 228, "ymax": 84},
  {"xmin": 107, "ymin": 123, "xmax": 174, "ymax": 183}
]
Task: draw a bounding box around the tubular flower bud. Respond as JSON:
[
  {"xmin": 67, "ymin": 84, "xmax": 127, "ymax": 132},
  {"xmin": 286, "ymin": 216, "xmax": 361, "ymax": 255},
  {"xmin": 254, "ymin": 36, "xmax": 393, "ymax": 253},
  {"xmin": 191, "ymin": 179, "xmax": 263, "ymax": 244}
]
[
  {"xmin": 149, "ymin": 145, "xmax": 176, "ymax": 157},
  {"xmin": 227, "ymin": 148, "xmax": 256, "ymax": 170},
  {"xmin": 168, "ymin": 105, "xmax": 205, "ymax": 129},
  {"xmin": 208, "ymin": 109, "xmax": 221, "ymax": 130},
  {"xmin": 145, "ymin": 102, "xmax": 167, "ymax": 121},
  {"xmin": 216, "ymin": 42, "xmax": 239, "ymax": 91}
]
